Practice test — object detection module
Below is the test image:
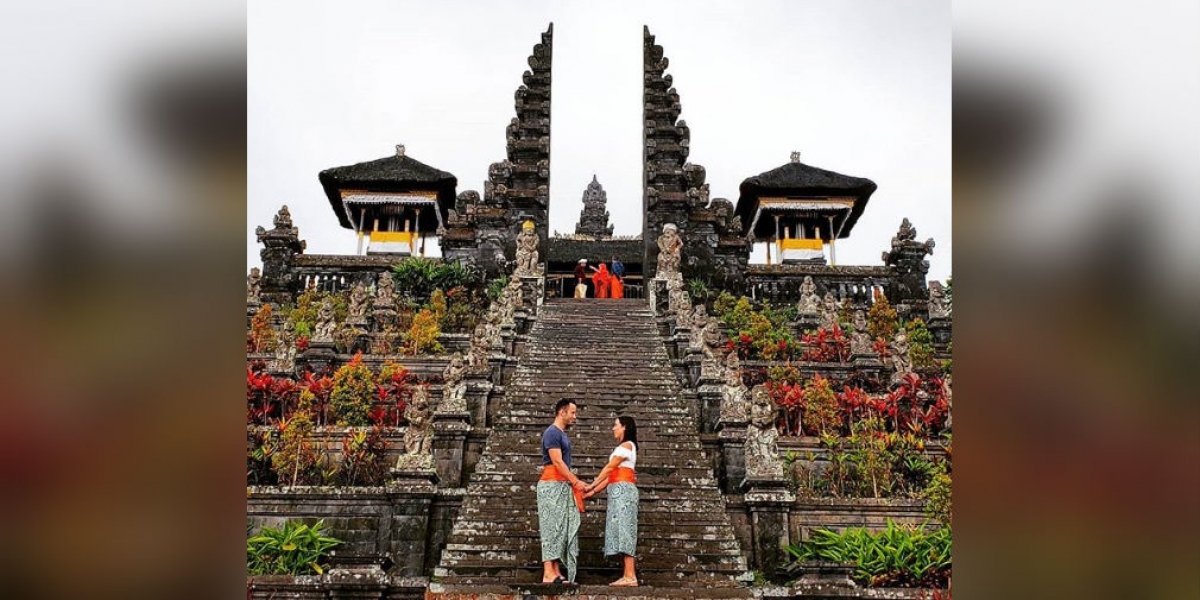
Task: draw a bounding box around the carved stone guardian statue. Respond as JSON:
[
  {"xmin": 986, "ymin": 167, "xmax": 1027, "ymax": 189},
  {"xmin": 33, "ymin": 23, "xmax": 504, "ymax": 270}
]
[
  {"xmin": 850, "ymin": 310, "xmax": 874, "ymax": 356},
  {"xmin": 720, "ymin": 353, "xmax": 749, "ymax": 423},
  {"xmin": 656, "ymin": 223, "xmax": 683, "ymax": 279},
  {"xmin": 397, "ymin": 385, "xmax": 434, "ymax": 469},
  {"xmin": 438, "ymin": 352, "xmax": 468, "ymax": 414},
  {"xmin": 514, "ymin": 220, "xmax": 541, "ymax": 276},
  {"xmin": 744, "ymin": 385, "xmax": 785, "ymax": 480},
  {"xmin": 797, "ymin": 276, "xmax": 819, "ymax": 316}
]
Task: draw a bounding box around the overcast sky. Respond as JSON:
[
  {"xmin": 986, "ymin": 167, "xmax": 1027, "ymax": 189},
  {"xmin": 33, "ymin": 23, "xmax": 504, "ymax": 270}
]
[{"xmin": 249, "ymin": 0, "xmax": 951, "ymax": 283}]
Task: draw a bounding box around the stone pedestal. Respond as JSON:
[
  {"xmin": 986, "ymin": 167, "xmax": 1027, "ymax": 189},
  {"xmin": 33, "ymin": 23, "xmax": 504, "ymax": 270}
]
[
  {"xmin": 648, "ymin": 277, "xmax": 669, "ymax": 316},
  {"xmin": 519, "ymin": 275, "xmax": 544, "ymax": 312},
  {"xmin": 716, "ymin": 422, "xmax": 747, "ymax": 494},
  {"xmin": 669, "ymin": 327, "xmax": 691, "ymax": 360},
  {"xmin": 742, "ymin": 480, "xmax": 795, "ymax": 581},
  {"xmin": 697, "ymin": 382, "xmax": 723, "ymax": 434},
  {"xmin": 851, "ymin": 352, "xmax": 883, "ymax": 369},
  {"xmin": 297, "ymin": 342, "xmax": 337, "ymax": 374},
  {"xmin": 432, "ymin": 413, "xmax": 471, "ymax": 487},
  {"xmin": 487, "ymin": 352, "xmax": 505, "ymax": 385},
  {"xmin": 685, "ymin": 350, "xmax": 703, "ymax": 388},
  {"xmin": 793, "ymin": 317, "xmax": 820, "ymax": 336},
  {"xmin": 514, "ymin": 309, "xmax": 531, "ymax": 335},
  {"xmin": 327, "ymin": 566, "xmax": 388, "ymax": 600},
  {"xmin": 500, "ymin": 323, "xmax": 517, "ymax": 356},
  {"xmin": 927, "ymin": 316, "xmax": 952, "ymax": 353},
  {"xmin": 386, "ymin": 470, "xmax": 438, "ymax": 576},
  {"xmin": 247, "ymin": 301, "xmax": 261, "ymax": 329},
  {"xmin": 465, "ymin": 375, "xmax": 494, "ymax": 429}
]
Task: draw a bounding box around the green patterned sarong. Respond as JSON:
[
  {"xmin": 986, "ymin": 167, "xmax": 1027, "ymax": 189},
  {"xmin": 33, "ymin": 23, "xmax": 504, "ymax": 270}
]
[
  {"xmin": 604, "ymin": 482, "xmax": 639, "ymax": 557},
  {"xmin": 537, "ymin": 480, "xmax": 580, "ymax": 581}
]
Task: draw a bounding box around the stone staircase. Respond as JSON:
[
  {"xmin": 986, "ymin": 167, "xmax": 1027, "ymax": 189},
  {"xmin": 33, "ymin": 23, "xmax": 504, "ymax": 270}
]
[{"xmin": 430, "ymin": 299, "xmax": 751, "ymax": 598}]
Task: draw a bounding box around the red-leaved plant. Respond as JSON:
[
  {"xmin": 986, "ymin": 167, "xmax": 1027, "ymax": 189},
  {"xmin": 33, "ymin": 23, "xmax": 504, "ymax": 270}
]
[{"xmin": 801, "ymin": 326, "xmax": 851, "ymax": 363}]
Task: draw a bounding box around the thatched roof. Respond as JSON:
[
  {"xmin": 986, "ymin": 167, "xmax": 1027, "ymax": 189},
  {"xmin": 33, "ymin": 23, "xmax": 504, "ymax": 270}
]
[
  {"xmin": 318, "ymin": 148, "xmax": 457, "ymax": 230},
  {"xmin": 735, "ymin": 159, "xmax": 877, "ymax": 239}
]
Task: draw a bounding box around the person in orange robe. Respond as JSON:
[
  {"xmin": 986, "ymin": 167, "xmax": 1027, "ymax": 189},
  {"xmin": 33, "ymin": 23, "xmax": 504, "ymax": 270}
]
[
  {"xmin": 590, "ymin": 263, "xmax": 611, "ymax": 298},
  {"xmin": 609, "ymin": 258, "xmax": 624, "ymax": 299}
]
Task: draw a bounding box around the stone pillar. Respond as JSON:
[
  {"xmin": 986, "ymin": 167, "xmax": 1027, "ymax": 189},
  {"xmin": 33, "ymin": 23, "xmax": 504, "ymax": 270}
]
[
  {"xmin": 465, "ymin": 374, "xmax": 494, "ymax": 429},
  {"xmin": 716, "ymin": 422, "xmax": 747, "ymax": 494},
  {"xmin": 743, "ymin": 480, "xmax": 795, "ymax": 581},
  {"xmin": 255, "ymin": 206, "xmax": 306, "ymax": 306},
  {"xmin": 927, "ymin": 316, "xmax": 952, "ymax": 354},
  {"xmin": 519, "ymin": 275, "xmax": 544, "ymax": 312},
  {"xmin": 432, "ymin": 413, "xmax": 471, "ymax": 487},
  {"xmin": 648, "ymin": 278, "xmax": 670, "ymax": 317},
  {"xmin": 296, "ymin": 344, "xmax": 337, "ymax": 375},
  {"xmin": 697, "ymin": 380, "xmax": 722, "ymax": 434},
  {"xmin": 386, "ymin": 469, "xmax": 438, "ymax": 577}
]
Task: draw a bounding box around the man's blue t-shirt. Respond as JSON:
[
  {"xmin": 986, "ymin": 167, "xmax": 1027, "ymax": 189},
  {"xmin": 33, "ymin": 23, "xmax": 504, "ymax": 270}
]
[
  {"xmin": 542, "ymin": 424, "xmax": 572, "ymax": 468},
  {"xmin": 611, "ymin": 260, "xmax": 625, "ymax": 277}
]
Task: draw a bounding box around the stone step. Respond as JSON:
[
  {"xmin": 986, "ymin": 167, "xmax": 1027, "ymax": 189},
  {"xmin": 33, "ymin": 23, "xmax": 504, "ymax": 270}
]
[{"xmin": 435, "ymin": 301, "xmax": 749, "ymax": 589}]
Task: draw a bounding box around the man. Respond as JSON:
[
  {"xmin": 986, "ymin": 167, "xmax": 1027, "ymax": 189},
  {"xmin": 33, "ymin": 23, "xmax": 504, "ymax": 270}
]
[
  {"xmin": 573, "ymin": 259, "xmax": 588, "ymax": 298},
  {"xmin": 538, "ymin": 398, "xmax": 587, "ymax": 584}
]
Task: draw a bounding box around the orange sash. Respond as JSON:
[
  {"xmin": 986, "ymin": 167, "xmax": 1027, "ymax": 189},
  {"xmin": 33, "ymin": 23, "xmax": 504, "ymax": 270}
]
[
  {"xmin": 611, "ymin": 466, "xmax": 637, "ymax": 485},
  {"xmin": 540, "ymin": 465, "xmax": 585, "ymax": 513}
]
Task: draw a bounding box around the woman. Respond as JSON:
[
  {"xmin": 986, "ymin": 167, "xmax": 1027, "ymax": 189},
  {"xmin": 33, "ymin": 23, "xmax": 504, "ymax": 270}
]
[{"xmin": 583, "ymin": 415, "xmax": 639, "ymax": 586}]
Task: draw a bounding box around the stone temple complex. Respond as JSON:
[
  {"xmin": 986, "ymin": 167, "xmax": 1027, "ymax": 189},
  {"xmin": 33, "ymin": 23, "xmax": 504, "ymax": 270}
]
[{"xmin": 248, "ymin": 23, "xmax": 951, "ymax": 600}]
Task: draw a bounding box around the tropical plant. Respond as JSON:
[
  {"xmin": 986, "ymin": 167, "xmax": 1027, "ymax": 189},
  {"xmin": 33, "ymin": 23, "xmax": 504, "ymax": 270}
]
[
  {"xmin": 247, "ymin": 519, "xmax": 342, "ymax": 575},
  {"xmin": 924, "ymin": 457, "xmax": 952, "ymax": 527},
  {"xmin": 329, "ymin": 353, "xmax": 376, "ymax": 426},
  {"xmin": 374, "ymin": 361, "xmax": 415, "ymax": 426},
  {"xmin": 333, "ymin": 426, "xmax": 391, "ymax": 486},
  {"xmin": 249, "ymin": 304, "xmax": 277, "ymax": 353},
  {"xmin": 785, "ymin": 520, "xmax": 951, "ymax": 588},
  {"xmin": 802, "ymin": 375, "xmax": 840, "ymax": 436},
  {"xmin": 905, "ymin": 319, "xmax": 937, "ymax": 372},
  {"xmin": 801, "ymin": 326, "xmax": 851, "ymax": 363},
  {"xmin": 485, "ymin": 275, "xmax": 509, "ymax": 301},
  {"xmin": 867, "ymin": 294, "xmax": 899, "ymax": 340},
  {"xmin": 247, "ymin": 428, "xmax": 279, "ymax": 486},
  {"xmin": 392, "ymin": 257, "xmax": 480, "ymax": 301},
  {"xmin": 270, "ymin": 394, "xmax": 326, "ymax": 486},
  {"xmin": 404, "ymin": 308, "xmax": 443, "ymax": 355}
]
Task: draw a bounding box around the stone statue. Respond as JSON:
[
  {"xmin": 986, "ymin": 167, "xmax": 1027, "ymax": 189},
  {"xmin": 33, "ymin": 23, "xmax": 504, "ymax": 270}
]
[
  {"xmin": 942, "ymin": 374, "xmax": 953, "ymax": 431},
  {"xmin": 398, "ymin": 385, "xmax": 434, "ymax": 468},
  {"xmin": 312, "ymin": 298, "xmax": 337, "ymax": 344},
  {"xmin": 889, "ymin": 327, "xmax": 913, "ymax": 380},
  {"xmin": 689, "ymin": 305, "xmax": 710, "ymax": 353},
  {"xmin": 347, "ymin": 283, "xmax": 370, "ymax": 325},
  {"xmin": 374, "ymin": 272, "xmax": 396, "ymax": 308},
  {"xmin": 656, "ymin": 223, "xmax": 683, "ymax": 279},
  {"xmin": 247, "ymin": 267, "xmax": 261, "ymax": 303},
  {"xmin": 667, "ymin": 274, "xmax": 689, "ymax": 317},
  {"xmin": 439, "ymin": 352, "xmax": 468, "ymax": 414},
  {"xmin": 720, "ymin": 352, "xmax": 748, "ymax": 423},
  {"xmin": 929, "ymin": 280, "xmax": 951, "ymax": 319},
  {"xmin": 273, "ymin": 205, "xmax": 294, "ymax": 229},
  {"xmin": 819, "ymin": 292, "xmax": 841, "ymax": 330},
  {"xmin": 700, "ymin": 316, "xmax": 725, "ymax": 381},
  {"xmin": 850, "ymin": 310, "xmax": 874, "ymax": 356},
  {"xmin": 468, "ymin": 324, "xmax": 491, "ymax": 374},
  {"xmin": 675, "ymin": 299, "xmax": 695, "ymax": 331},
  {"xmin": 273, "ymin": 320, "xmax": 296, "ymax": 372},
  {"xmin": 744, "ymin": 385, "xmax": 785, "ymax": 480},
  {"xmin": 507, "ymin": 277, "xmax": 525, "ymax": 312},
  {"xmin": 514, "ymin": 222, "xmax": 540, "ymax": 276},
  {"xmin": 797, "ymin": 276, "xmax": 820, "ymax": 316}
]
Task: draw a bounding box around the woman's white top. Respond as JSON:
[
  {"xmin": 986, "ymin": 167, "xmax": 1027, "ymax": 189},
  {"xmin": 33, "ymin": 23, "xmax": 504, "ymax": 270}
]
[{"xmin": 610, "ymin": 442, "xmax": 636, "ymax": 470}]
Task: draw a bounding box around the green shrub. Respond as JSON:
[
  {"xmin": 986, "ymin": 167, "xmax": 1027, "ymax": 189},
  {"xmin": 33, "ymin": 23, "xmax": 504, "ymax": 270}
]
[
  {"xmin": 404, "ymin": 308, "xmax": 443, "ymax": 355},
  {"xmin": 867, "ymin": 294, "xmax": 899, "ymax": 340},
  {"xmin": 270, "ymin": 391, "xmax": 326, "ymax": 486},
  {"xmin": 329, "ymin": 353, "xmax": 376, "ymax": 426},
  {"xmin": 906, "ymin": 318, "xmax": 937, "ymax": 371},
  {"xmin": 924, "ymin": 459, "xmax": 952, "ymax": 527},
  {"xmin": 786, "ymin": 520, "xmax": 950, "ymax": 588},
  {"xmin": 247, "ymin": 519, "xmax": 342, "ymax": 575},
  {"xmin": 392, "ymin": 258, "xmax": 480, "ymax": 301}
]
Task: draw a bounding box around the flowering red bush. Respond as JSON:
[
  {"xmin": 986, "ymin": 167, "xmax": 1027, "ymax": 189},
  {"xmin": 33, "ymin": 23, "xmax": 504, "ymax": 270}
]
[{"xmin": 374, "ymin": 362, "xmax": 417, "ymax": 426}]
